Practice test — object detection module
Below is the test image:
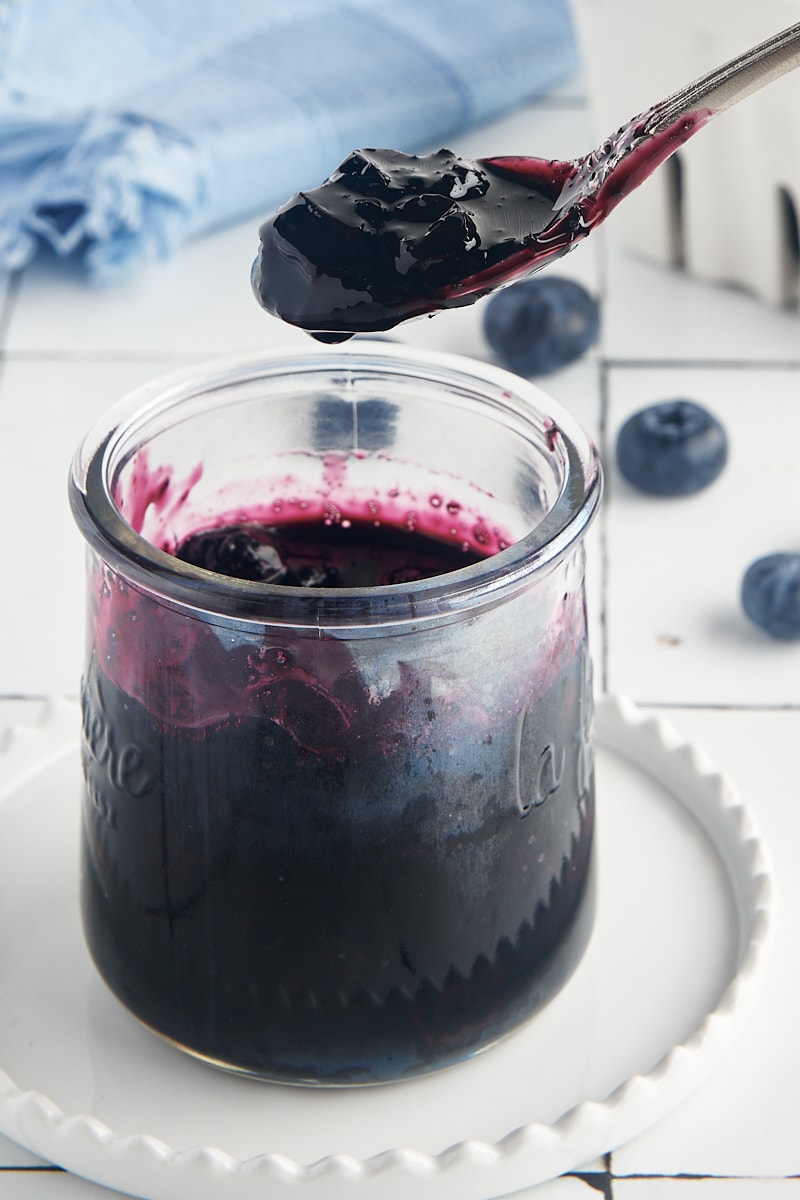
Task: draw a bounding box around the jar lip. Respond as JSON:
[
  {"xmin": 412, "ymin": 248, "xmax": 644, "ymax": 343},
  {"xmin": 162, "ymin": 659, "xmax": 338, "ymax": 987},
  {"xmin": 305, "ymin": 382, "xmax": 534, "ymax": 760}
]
[{"xmin": 69, "ymin": 344, "xmax": 602, "ymax": 629}]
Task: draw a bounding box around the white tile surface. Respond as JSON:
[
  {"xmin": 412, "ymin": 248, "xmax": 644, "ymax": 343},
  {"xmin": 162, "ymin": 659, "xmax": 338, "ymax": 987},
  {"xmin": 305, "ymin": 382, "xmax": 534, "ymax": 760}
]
[
  {"xmin": 3, "ymin": 225, "xmax": 304, "ymax": 359},
  {"xmin": 613, "ymin": 707, "xmax": 800, "ymax": 1181},
  {"xmin": 603, "ymin": 238, "xmax": 800, "ymax": 365},
  {"xmin": 0, "ymin": 1132, "xmax": 47, "ymax": 1169},
  {"xmin": 0, "ymin": 699, "xmax": 48, "ymax": 740},
  {"xmin": 0, "ymin": 358, "xmax": 194, "ymax": 697},
  {"xmin": 603, "ymin": 365, "xmax": 800, "ymax": 705},
  {"xmin": 0, "ymin": 1170, "xmax": 123, "ymax": 1198},
  {"xmin": 1, "ymin": 55, "xmax": 799, "ymax": 1200}
]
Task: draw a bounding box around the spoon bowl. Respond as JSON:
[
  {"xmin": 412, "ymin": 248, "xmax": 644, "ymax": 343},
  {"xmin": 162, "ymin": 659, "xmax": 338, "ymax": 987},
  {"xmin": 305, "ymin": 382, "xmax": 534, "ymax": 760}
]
[{"xmin": 252, "ymin": 21, "xmax": 800, "ymax": 339}]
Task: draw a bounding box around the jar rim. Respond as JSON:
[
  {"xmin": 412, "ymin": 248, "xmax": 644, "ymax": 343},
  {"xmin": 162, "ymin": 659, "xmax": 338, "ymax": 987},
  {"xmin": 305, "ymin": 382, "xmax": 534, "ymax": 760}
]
[{"xmin": 69, "ymin": 344, "xmax": 602, "ymax": 630}]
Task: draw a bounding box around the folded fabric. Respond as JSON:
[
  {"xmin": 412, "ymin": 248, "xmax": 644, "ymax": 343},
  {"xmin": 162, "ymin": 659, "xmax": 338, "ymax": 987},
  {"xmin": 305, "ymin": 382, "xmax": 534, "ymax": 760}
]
[{"xmin": 0, "ymin": 0, "xmax": 579, "ymax": 283}]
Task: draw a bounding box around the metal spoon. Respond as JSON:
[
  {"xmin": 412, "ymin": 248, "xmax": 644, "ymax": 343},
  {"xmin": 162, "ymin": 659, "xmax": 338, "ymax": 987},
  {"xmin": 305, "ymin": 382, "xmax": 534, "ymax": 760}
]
[
  {"xmin": 252, "ymin": 21, "xmax": 800, "ymax": 338},
  {"xmin": 516, "ymin": 18, "xmax": 800, "ymax": 256}
]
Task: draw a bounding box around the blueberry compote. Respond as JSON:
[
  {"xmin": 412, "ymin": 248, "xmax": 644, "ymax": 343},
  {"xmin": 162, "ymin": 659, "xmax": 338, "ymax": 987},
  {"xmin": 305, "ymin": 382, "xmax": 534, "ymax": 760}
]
[
  {"xmin": 80, "ymin": 499, "xmax": 595, "ymax": 1084},
  {"xmin": 174, "ymin": 517, "xmax": 485, "ymax": 587},
  {"xmin": 253, "ymin": 110, "xmax": 709, "ymax": 340},
  {"xmin": 252, "ymin": 148, "xmax": 570, "ymax": 340}
]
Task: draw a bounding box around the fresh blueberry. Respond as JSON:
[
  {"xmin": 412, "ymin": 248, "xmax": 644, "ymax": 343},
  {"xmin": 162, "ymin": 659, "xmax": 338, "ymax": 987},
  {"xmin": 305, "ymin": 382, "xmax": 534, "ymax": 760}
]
[
  {"xmin": 615, "ymin": 400, "xmax": 727, "ymax": 496},
  {"xmin": 741, "ymin": 553, "xmax": 800, "ymax": 640},
  {"xmin": 483, "ymin": 277, "xmax": 600, "ymax": 376}
]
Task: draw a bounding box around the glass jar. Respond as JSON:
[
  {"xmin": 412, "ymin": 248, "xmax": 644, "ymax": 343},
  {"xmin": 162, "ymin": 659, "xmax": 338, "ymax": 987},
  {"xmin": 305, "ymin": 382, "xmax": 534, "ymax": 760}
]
[{"xmin": 69, "ymin": 344, "xmax": 602, "ymax": 1085}]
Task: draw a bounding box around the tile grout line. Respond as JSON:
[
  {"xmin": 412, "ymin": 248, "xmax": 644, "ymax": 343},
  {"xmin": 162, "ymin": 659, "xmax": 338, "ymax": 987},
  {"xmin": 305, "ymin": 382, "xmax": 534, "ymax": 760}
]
[
  {"xmin": 610, "ymin": 1170, "xmax": 800, "ymax": 1180},
  {"xmin": 4, "ymin": 348, "xmax": 800, "ymax": 365},
  {"xmin": 2, "ymin": 349, "xmax": 800, "ymax": 369},
  {"xmin": 0, "ymin": 348, "xmax": 217, "ymax": 364},
  {"xmin": 0, "ymin": 1165, "xmax": 64, "ymax": 1173},
  {"xmin": 634, "ymin": 699, "xmax": 800, "ymax": 713},
  {"xmin": 596, "ymin": 356, "xmax": 800, "ymax": 371}
]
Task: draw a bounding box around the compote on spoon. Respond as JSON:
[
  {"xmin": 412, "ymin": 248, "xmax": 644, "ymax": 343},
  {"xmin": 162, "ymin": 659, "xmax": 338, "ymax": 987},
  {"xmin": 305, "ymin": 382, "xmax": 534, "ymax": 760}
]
[{"xmin": 252, "ymin": 21, "xmax": 800, "ymax": 341}]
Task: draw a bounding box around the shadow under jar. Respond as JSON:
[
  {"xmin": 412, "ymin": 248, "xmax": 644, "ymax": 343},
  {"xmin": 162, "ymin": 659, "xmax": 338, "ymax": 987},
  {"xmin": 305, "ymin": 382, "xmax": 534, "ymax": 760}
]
[{"xmin": 69, "ymin": 344, "xmax": 602, "ymax": 1085}]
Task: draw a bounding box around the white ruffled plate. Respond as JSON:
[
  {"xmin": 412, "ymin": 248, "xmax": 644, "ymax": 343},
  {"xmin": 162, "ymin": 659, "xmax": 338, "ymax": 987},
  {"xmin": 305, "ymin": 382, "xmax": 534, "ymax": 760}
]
[{"xmin": 0, "ymin": 695, "xmax": 772, "ymax": 1200}]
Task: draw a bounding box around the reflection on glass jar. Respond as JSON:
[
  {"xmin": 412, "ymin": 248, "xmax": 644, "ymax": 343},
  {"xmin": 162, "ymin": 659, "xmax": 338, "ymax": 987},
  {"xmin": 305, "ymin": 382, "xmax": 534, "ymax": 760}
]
[{"xmin": 70, "ymin": 345, "xmax": 602, "ymax": 1085}]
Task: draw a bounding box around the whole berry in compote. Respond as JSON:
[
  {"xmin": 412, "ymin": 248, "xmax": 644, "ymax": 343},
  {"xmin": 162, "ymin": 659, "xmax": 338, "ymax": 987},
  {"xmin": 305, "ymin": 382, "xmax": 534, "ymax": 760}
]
[
  {"xmin": 615, "ymin": 400, "xmax": 728, "ymax": 496},
  {"xmin": 482, "ymin": 277, "xmax": 600, "ymax": 377},
  {"xmin": 741, "ymin": 553, "xmax": 800, "ymax": 640}
]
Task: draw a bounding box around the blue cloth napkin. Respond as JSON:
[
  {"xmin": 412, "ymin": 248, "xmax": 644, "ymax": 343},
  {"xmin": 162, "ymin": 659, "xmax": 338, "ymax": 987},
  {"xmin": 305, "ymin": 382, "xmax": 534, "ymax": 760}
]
[{"xmin": 0, "ymin": 0, "xmax": 579, "ymax": 283}]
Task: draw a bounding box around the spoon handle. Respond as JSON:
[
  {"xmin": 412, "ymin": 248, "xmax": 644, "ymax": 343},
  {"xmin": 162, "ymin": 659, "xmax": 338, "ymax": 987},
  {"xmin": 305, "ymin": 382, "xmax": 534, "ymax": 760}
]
[
  {"xmin": 548, "ymin": 20, "xmax": 800, "ymax": 222},
  {"xmin": 651, "ymin": 20, "xmax": 800, "ymax": 131}
]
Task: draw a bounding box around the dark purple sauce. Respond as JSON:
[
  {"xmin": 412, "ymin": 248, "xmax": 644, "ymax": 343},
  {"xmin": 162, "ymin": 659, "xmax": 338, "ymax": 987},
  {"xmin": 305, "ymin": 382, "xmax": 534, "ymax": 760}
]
[
  {"xmin": 251, "ymin": 109, "xmax": 712, "ymax": 339},
  {"xmin": 80, "ymin": 504, "xmax": 595, "ymax": 1082},
  {"xmin": 174, "ymin": 516, "xmax": 485, "ymax": 588},
  {"xmin": 251, "ymin": 148, "xmax": 569, "ymax": 340}
]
